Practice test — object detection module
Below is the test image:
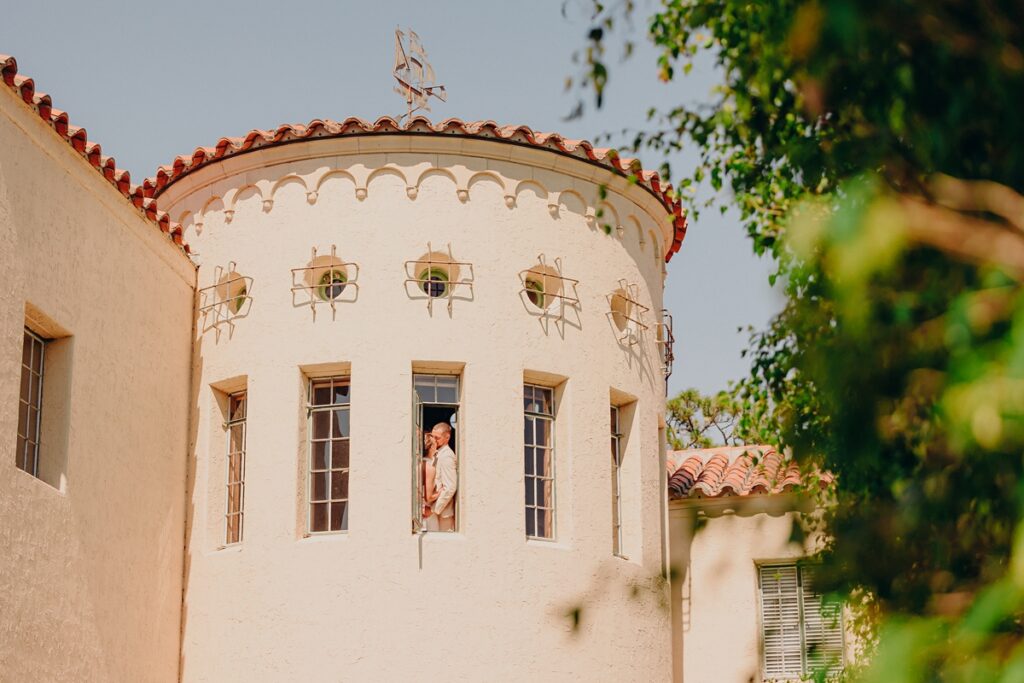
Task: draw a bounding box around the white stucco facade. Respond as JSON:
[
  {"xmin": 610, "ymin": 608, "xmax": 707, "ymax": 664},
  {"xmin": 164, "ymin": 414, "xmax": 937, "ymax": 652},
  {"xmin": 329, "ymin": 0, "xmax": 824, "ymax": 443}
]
[
  {"xmin": 0, "ymin": 77, "xmax": 194, "ymax": 682},
  {"xmin": 156, "ymin": 133, "xmax": 676, "ymax": 681}
]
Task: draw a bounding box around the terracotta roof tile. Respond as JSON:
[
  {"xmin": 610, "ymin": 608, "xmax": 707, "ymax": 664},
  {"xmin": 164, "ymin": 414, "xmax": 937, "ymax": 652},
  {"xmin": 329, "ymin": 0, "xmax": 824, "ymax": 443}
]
[
  {"xmin": 667, "ymin": 445, "xmax": 832, "ymax": 500},
  {"xmin": 142, "ymin": 117, "xmax": 688, "ymax": 261},
  {"xmin": 0, "ymin": 55, "xmax": 190, "ymax": 255}
]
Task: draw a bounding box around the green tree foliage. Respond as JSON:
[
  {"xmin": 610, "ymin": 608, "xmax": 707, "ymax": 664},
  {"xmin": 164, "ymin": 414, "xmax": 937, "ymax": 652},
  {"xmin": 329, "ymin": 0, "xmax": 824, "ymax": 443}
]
[
  {"xmin": 666, "ymin": 388, "xmax": 741, "ymax": 448},
  {"xmin": 573, "ymin": 1, "xmax": 1024, "ymax": 679}
]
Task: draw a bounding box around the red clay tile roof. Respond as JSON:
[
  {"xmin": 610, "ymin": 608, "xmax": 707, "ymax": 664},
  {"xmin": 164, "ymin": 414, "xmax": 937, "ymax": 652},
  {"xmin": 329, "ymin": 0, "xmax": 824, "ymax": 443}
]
[
  {"xmin": 0, "ymin": 55, "xmax": 190, "ymax": 255},
  {"xmin": 142, "ymin": 117, "xmax": 688, "ymax": 261},
  {"xmin": 667, "ymin": 445, "xmax": 832, "ymax": 500}
]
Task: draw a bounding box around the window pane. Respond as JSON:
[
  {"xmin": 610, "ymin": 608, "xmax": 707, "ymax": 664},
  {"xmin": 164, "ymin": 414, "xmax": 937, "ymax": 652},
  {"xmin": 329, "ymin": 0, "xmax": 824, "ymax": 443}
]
[
  {"xmin": 312, "ymin": 441, "xmax": 327, "ymax": 470},
  {"xmin": 330, "ymin": 501, "xmax": 348, "ymax": 531},
  {"xmin": 414, "ymin": 377, "xmax": 436, "ymax": 404},
  {"xmin": 312, "ymin": 410, "xmax": 330, "ymax": 438},
  {"xmin": 227, "ymin": 484, "xmax": 242, "ymax": 513},
  {"xmin": 313, "ymin": 383, "xmax": 331, "ymax": 406},
  {"xmin": 332, "ymin": 439, "xmax": 350, "ymax": 469},
  {"xmin": 230, "ymin": 395, "xmax": 246, "ymax": 420},
  {"xmin": 536, "ymin": 509, "xmax": 548, "ymax": 537},
  {"xmin": 29, "ymin": 373, "xmax": 41, "ymax": 406},
  {"xmin": 312, "ymin": 472, "xmax": 328, "ymax": 501},
  {"xmin": 15, "ymin": 435, "xmax": 26, "ymax": 471},
  {"xmin": 524, "ymin": 447, "xmax": 535, "ymax": 475},
  {"xmin": 331, "ymin": 471, "xmax": 349, "ymax": 500},
  {"xmin": 31, "ymin": 339, "xmax": 43, "ymax": 373},
  {"xmin": 229, "ymin": 424, "xmax": 244, "ymax": 453},
  {"xmin": 535, "ymin": 449, "xmax": 548, "ymax": 478},
  {"xmin": 436, "ymin": 384, "xmax": 457, "ymax": 404},
  {"xmin": 22, "ymin": 333, "xmax": 32, "ymax": 367},
  {"xmin": 311, "ymin": 503, "xmax": 328, "ymax": 531},
  {"xmin": 19, "ymin": 363, "xmax": 29, "ymax": 402},
  {"xmin": 536, "ymin": 479, "xmax": 550, "ymax": 508},
  {"xmin": 333, "ymin": 383, "xmax": 350, "ymax": 405},
  {"xmin": 525, "ymin": 478, "xmax": 535, "ymax": 506},
  {"xmin": 524, "ymin": 418, "xmax": 533, "ymax": 446},
  {"xmin": 525, "ymin": 507, "xmax": 535, "ymax": 537},
  {"xmin": 332, "ymin": 409, "xmax": 350, "ymax": 438},
  {"xmin": 228, "ymin": 453, "xmax": 243, "ymax": 483},
  {"xmin": 18, "ymin": 400, "xmax": 28, "ymax": 438},
  {"xmin": 535, "ymin": 420, "xmax": 550, "ymax": 447},
  {"xmin": 535, "ymin": 388, "xmax": 553, "ymax": 415}
]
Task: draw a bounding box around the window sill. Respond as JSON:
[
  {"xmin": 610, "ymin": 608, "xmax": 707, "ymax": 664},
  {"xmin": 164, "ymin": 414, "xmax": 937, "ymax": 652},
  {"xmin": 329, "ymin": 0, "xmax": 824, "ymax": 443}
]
[
  {"xmin": 299, "ymin": 531, "xmax": 350, "ymax": 543},
  {"xmin": 418, "ymin": 530, "xmax": 465, "ymax": 541},
  {"xmin": 214, "ymin": 543, "xmax": 243, "ymax": 554},
  {"xmin": 526, "ymin": 538, "xmax": 570, "ymax": 551}
]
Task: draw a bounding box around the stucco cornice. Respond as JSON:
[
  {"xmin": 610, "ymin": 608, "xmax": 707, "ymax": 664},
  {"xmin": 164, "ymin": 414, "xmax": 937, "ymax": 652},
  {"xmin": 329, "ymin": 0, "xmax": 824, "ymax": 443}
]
[{"xmin": 143, "ymin": 117, "xmax": 688, "ymax": 262}]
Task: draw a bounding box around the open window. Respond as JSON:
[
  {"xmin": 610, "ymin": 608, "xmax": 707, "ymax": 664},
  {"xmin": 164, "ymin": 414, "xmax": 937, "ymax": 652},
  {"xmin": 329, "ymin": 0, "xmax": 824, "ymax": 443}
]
[{"xmin": 412, "ymin": 372, "xmax": 460, "ymax": 533}]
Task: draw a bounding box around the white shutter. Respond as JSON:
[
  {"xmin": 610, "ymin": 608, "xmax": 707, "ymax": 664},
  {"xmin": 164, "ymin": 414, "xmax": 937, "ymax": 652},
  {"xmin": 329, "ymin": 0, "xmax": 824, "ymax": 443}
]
[
  {"xmin": 799, "ymin": 566, "xmax": 845, "ymax": 677},
  {"xmin": 759, "ymin": 564, "xmax": 803, "ymax": 680}
]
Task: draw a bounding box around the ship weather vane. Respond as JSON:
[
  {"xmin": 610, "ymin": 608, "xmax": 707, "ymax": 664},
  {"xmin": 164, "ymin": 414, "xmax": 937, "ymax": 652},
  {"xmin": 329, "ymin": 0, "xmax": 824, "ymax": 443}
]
[{"xmin": 393, "ymin": 27, "xmax": 447, "ymax": 122}]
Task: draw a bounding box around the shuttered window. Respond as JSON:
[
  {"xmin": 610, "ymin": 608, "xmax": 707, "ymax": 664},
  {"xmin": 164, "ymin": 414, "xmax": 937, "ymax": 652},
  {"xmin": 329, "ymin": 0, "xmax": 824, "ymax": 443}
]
[{"xmin": 759, "ymin": 563, "xmax": 844, "ymax": 681}]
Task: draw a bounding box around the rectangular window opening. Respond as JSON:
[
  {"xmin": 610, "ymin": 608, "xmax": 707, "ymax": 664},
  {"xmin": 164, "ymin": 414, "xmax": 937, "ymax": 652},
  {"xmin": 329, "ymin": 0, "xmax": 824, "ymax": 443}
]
[
  {"xmin": 413, "ymin": 373, "xmax": 460, "ymax": 533},
  {"xmin": 308, "ymin": 376, "xmax": 351, "ymax": 533},
  {"xmin": 524, "ymin": 383, "xmax": 555, "ymax": 540},
  {"xmin": 15, "ymin": 328, "xmax": 45, "ymax": 478},
  {"xmin": 225, "ymin": 390, "xmax": 247, "ymax": 544},
  {"xmin": 610, "ymin": 405, "xmax": 623, "ymax": 556},
  {"xmin": 759, "ymin": 562, "xmax": 845, "ymax": 680}
]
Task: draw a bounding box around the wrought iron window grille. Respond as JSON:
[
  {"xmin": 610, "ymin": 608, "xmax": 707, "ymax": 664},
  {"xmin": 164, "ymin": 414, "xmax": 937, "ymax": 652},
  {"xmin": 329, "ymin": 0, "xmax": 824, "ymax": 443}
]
[
  {"xmin": 403, "ymin": 242, "xmax": 475, "ymax": 315},
  {"xmin": 198, "ymin": 261, "xmax": 254, "ymax": 331},
  {"xmin": 608, "ymin": 279, "xmax": 649, "ymax": 346},
  {"xmin": 656, "ymin": 309, "xmax": 676, "ymax": 378},
  {"xmin": 518, "ymin": 254, "xmax": 581, "ymax": 334},
  {"xmin": 290, "ymin": 245, "xmax": 360, "ymax": 320}
]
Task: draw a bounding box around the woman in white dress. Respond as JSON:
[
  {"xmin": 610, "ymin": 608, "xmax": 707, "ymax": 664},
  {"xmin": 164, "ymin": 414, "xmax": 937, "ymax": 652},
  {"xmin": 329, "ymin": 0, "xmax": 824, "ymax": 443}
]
[{"xmin": 421, "ymin": 431, "xmax": 440, "ymax": 531}]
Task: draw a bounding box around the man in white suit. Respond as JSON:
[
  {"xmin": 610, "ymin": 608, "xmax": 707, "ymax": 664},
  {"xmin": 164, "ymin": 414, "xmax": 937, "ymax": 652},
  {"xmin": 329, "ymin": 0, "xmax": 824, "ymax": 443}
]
[{"xmin": 426, "ymin": 422, "xmax": 458, "ymax": 531}]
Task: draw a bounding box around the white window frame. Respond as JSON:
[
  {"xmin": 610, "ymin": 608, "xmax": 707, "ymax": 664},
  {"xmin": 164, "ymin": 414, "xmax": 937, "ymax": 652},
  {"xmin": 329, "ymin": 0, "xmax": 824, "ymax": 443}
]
[
  {"xmin": 307, "ymin": 376, "xmax": 351, "ymax": 534},
  {"xmin": 224, "ymin": 391, "xmax": 247, "ymax": 545},
  {"xmin": 524, "ymin": 383, "xmax": 556, "ymax": 540},
  {"xmin": 16, "ymin": 328, "xmax": 45, "ymax": 478},
  {"xmin": 610, "ymin": 404, "xmax": 624, "ymax": 557},
  {"xmin": 758, "ymin": 562, "xmax": 845, "ymax": 681},
  {"xmin": 412, "ymin": 372, "xmax": 462, "ymax": 533}
]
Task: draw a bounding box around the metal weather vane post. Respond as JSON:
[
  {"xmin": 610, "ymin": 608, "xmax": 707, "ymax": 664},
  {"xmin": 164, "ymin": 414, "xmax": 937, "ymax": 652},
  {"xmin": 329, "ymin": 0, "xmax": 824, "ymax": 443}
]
[{"xmin": 393, "ymin": 27, "xmax": 447, "ymax": 122}]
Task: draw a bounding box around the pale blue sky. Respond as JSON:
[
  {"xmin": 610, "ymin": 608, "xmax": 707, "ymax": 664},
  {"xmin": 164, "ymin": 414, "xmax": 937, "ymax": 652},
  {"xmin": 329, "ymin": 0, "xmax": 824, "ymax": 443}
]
[{"xmin": 1, "ymin": 0, "xmax": 781, "ymax": 395}]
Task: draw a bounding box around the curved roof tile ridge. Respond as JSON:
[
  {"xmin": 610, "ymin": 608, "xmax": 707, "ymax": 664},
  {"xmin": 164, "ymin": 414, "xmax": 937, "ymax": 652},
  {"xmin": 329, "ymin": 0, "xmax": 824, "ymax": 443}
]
[
  {"xmin": 142, "ymin": 115, "xmax": 687, "ymax": 261},
  {"xmin": 666, "ymin": 445, "xmax": 833, "ymax": 500},
  {"xmin": 0, "ymin": 55, "xmax": 190, "ymax": 255}
]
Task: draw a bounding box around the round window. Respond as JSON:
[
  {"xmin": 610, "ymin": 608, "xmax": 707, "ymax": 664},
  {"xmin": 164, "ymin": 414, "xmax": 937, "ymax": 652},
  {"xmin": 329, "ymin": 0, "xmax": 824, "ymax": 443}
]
[
  {"xmin": 317, "ymin": 269, "xmax": 348, "ymax": 301},
  {"xmin": 419, "ymin": 268, "xmax": 449, "ymax": 298},
  {"xmin": 525, "ymin": 278, "xmax": 546, "ymax": 309}
]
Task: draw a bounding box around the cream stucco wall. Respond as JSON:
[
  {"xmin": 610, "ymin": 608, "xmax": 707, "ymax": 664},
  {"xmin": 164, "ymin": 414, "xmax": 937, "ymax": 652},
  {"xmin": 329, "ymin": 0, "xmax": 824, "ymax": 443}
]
[
  {"xmin": 669, "ymin": 497, "xmax": 840, "ymax": 683},
  {"xmin": 159, "ymin": 135, "xmax": 675, "ymax": 681},
  {"xmin": 0, "ymin": 87, "xmax": 195, "ymax": 681}
]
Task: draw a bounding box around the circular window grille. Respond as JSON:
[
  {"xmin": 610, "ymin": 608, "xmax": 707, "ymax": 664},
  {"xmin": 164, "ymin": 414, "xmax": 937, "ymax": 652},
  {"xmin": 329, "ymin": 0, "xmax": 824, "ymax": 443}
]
[
  {"xmin": 419, "ymin": 267, "xmax": 449, "ymax": 298},
  {"xmin": 525, "ymin": 278, "xmax": 546, "ymax": 309},
  {"xmin": 317, "ymin": 269, "xmax": 348, "ymax": 301},
  {"xmin": 609, "ymin": 289, "xmax": 632, "ymax": 332}
]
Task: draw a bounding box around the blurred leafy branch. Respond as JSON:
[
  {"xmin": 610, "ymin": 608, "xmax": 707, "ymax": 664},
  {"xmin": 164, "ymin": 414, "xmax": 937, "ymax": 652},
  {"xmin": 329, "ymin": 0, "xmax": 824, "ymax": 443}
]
[{"xmin": 568, "ymin": 0, "xmax": 1024, "ymax": 680}]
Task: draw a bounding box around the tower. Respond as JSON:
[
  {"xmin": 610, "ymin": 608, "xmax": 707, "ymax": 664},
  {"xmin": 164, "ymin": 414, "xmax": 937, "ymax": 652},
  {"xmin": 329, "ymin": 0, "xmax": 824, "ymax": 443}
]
[{"xmin": 150, "ymin": 117, "xmax": 685, "ymax": 680}]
